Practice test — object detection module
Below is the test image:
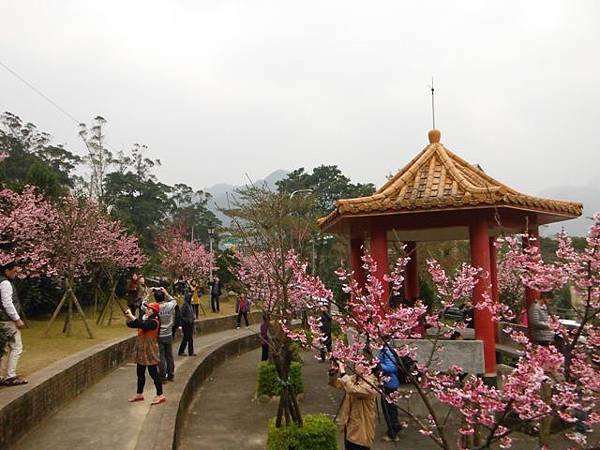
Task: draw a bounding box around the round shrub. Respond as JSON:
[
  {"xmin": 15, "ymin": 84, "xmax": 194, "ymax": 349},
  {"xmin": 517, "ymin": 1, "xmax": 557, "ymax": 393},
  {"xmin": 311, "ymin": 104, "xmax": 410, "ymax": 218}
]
[
  {"xmin": 267, "ymin": 413, "xmax": 337, "ymax": 450},
  {"xmin": 257, "ymin": 361, "xmax": 303, "ymax": 397}
]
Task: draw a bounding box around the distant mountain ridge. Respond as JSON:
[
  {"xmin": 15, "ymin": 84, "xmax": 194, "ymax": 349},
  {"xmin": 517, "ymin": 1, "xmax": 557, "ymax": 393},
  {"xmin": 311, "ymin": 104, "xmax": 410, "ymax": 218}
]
[{"xmin": 204, "ymin": 169, "xmax": 289, "ymax": 225}]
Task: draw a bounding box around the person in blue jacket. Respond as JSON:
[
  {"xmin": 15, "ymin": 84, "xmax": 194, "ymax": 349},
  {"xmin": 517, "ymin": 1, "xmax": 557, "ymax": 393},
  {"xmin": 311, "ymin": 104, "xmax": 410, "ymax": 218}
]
[{"xmin": 379, "ymin": 345, "xmax": 401, "ymax": 442}]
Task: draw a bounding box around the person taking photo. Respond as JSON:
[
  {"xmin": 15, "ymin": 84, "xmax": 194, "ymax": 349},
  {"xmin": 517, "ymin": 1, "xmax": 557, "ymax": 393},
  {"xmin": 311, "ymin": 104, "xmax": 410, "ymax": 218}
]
[{"xmin": 125, "ymin": 302, "xmax": 165, "ymax": 405}]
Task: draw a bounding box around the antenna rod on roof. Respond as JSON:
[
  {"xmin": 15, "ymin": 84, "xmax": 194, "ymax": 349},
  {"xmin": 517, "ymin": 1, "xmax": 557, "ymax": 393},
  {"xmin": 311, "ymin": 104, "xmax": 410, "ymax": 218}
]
[{"xmin": 429, "ymin": 77, "xmax": 435, "ymax": 129}]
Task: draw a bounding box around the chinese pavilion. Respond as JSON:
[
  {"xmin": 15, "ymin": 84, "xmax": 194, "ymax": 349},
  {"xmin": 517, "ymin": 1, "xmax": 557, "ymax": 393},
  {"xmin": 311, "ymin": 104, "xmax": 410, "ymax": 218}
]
[{"xmin": 319, "ymin": 129, "xmax": 582, "ymax": 378}]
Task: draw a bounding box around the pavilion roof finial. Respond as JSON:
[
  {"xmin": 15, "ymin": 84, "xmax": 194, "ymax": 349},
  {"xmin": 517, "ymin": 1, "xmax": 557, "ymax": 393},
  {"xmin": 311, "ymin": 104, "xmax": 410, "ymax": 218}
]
[{"xmin": 428, "ymin": 128, "xmax": 441, "ymax": 143}]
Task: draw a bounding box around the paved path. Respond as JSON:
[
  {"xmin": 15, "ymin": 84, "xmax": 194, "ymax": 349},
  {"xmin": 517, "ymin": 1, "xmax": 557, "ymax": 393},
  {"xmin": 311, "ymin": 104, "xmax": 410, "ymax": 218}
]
[
  {"xmin": 14, "ymin": 326, "xmax": 256, "ymax": 450},
  {"xmin": 179, "ymin": 348, "xmax": 598, "ymax": 450}
]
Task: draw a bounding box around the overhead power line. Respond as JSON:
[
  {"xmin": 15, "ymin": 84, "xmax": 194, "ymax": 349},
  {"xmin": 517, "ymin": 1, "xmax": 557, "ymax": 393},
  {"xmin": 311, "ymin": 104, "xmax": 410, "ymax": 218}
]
[
  {"xmin": 0, "ymin": 58, "xmax": 82, "ymax": 125},
  {"xmin": 0, "ymin": 57, "xmax": 123, "ymax": 154}
]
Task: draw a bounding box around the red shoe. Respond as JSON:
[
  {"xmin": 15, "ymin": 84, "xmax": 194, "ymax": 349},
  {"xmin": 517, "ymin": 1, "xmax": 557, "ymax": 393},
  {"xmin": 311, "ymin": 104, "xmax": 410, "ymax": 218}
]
[
  {"xmin": 128, "ymin": 394, "xmax": 144, "ymax": 402},
  {"xmin": 151, "ymin": 395, "xmax": 166, "ymax": 405}
]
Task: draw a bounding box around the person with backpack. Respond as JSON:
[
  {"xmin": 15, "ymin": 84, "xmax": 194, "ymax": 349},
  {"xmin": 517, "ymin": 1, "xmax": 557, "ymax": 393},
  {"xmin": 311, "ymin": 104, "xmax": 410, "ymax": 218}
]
[
  {"xmin": 379, "ymin": 346, "xmax": 401, "ymax": 442},
  {"xmin": 178, "ymin": 293, "xmax": 196, "ymax": 356},
  {"xmin": 236, "ymin": 292, "xmax": 250, "ymax": 329},
  {"xmin": 0, "ymin": 261, "xmax": 27, "ymax": 386},
  {"xmin": 125, "ymin": 302, "xmax": 165, "ymax": 405}
]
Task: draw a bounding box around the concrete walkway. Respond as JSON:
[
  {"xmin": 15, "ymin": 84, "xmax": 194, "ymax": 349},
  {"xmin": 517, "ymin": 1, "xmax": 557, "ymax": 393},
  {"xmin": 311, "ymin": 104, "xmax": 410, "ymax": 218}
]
[
  {"xmin": 179, "ymin": 348, "xmax": 598, "ymax": 450},
  {"xmin": 13, "ymin": 326, "xmax": 257, "ymax": 450}
]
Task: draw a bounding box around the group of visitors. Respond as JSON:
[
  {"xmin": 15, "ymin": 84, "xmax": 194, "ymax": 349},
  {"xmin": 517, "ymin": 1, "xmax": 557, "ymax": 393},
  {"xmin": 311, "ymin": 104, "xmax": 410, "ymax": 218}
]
[{"xmin": 125, "ymin": 282, "xmax": 199, "ymax": 406}]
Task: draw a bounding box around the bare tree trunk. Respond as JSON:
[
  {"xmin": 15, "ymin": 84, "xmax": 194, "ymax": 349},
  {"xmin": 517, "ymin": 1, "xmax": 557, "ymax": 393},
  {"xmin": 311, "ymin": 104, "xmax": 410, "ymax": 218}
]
[
  {"xmin": 273, "ymin": 339, "xmax": 302, "ymax": 429},
  {"xmin": 97, "ymin": 280, "xmax": 123, "ymax": 326},
  {"xmin": 65, "ymin": 288, "xmax": 73, "ymax": 337},
  {"xmin": 107, "ymin": 291, "xmax": 115, "ymax": 326},
  {"xmin": 43, "ymin": 290, "xmax": 69, "ymax": 337},
  {"xmin": 71, "ymin": 290, "xmax": 94, "ymax": 339},
  {"xmin": 96, "ymin": 293, "xmax": 110, "ymax": 325}
]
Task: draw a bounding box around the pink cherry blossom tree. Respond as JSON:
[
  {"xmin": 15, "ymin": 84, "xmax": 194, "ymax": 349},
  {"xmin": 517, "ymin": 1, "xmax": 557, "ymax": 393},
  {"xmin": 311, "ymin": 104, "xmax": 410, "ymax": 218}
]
[
  {"xmin": 92, "ymin": 216, "xmax": 146, "ymax": 325},
  {"xmin": 287, "ymin": 216, "xmax": 600, "ymax": 449},
  {"xmin": 157, "ymin": 226, "xmax": 214, "ymax": 285},
  {"xmin": 0, "ymin": 186, "xmax": 57, "ymax": 277},
  {"xmin": 41, "ymin": 196, "xmax": 118, "ymax": 338},
  {"xmin": 228, "ymin": 185, "xmax": 331, "ymax": 428},
  {"xmin": 235, "ymin": 249, "xmax": 332, "ymax": 428}
]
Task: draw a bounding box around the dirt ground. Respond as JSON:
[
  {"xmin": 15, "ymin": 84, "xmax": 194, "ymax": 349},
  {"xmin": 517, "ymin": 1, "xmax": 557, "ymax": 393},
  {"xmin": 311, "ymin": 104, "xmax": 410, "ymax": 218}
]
[{"xmin": 179, "ymin": 348, "xmax": 598, "ymax": 450}]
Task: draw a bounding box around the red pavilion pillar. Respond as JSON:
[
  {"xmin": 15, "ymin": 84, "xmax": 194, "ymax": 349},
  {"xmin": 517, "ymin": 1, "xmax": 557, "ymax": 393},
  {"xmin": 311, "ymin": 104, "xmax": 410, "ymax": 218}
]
[
  {"xmin": 350, "ymin": 237, "xmax": 366, "ymax": 292},
  {"xmin": 469, "ymin": 219, "xmax": 497, "ymax": 378},
  {"xmin": 371, "ymin": 228, "xmax": 389, "ymax": 303},
  {"xmin": 405, "ymin": 241, "xmax": 419, "ymax": 301}
]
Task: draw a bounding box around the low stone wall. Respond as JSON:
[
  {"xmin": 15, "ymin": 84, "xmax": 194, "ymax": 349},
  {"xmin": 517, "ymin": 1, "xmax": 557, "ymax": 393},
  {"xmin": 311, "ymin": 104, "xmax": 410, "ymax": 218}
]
[
  {"xmin": 196, "ymin": 310, "xmax": 261, "ymax": 335},
  {"xmin": 132, "ymin": 331, "xmax": 262, "ymax": 450},
  {"xmin": 0, "ymin": 313, "xmax": 259, "ymax": 450}
]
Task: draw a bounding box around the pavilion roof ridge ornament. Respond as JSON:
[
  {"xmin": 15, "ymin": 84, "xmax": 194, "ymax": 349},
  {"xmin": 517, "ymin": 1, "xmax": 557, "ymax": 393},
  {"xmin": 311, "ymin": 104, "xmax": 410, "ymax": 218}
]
[{"xmin": 318, "ymin": 129, "xmax": 583, "ymax": 231}]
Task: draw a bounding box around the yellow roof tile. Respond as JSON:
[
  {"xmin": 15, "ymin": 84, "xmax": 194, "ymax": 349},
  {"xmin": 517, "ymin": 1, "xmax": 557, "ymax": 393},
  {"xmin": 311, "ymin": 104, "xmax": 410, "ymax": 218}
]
[{"xmin": 319, "ymin": 130, "xmax": 583, "ymax": 229}]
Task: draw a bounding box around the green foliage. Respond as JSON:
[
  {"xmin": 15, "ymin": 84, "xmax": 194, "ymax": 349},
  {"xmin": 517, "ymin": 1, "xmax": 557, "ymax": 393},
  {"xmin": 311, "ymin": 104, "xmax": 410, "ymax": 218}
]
[
  {"xmin": 0, "ymin": 111, "xmax": 81, "ymax": 198},
  {"xmin": 104, "ymin": 170, "xmax": 173, "ymax": 251},
  {"xmin": 16, "ymin": 277, "xmax": 63, "ymax": 316},
  {"xmin": 215, "ymin": 249, "xmax": 237, "ymax": 288},
  {"xmin": 257, "ymin": 361, "xmax": 303, "ymax": 396},
  {"xmin": 290, "ymin": 342, "xmax": 303, "ymax": 363},
  {"xmin": 267, "ymin": 414, "xmax": 338, "ymax": 450},
  {"xmin": 275, "ymin": 165, "xmax": 376, "ymax": 288},
  {"xmin": 276, "ymin": 165, "xmax": 375, "ymax": 216},
  {"xmin": 104, "ymin": 144, "xmax": 221, "ymax": 254},
  {"xmin": 419, "ymin": 278, "xmax": 435, "ymax": 308},
  {"xmin": 170, "ymin": 183, "xmax": 219, "ymax": 245}
]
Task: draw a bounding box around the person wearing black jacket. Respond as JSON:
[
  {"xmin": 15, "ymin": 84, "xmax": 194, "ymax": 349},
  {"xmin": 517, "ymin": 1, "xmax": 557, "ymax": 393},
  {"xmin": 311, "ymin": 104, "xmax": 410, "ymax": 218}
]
[
  {"xmin": 178, "ymin": 293, "xmax": 196, "ymax": 356},
  {"xmin": 320, "ymin": 309, "xmax": 333, "ymax": 362},
  {"xmin": 209, "ymin": 276, "xmax": 222, "ymax": 313}
]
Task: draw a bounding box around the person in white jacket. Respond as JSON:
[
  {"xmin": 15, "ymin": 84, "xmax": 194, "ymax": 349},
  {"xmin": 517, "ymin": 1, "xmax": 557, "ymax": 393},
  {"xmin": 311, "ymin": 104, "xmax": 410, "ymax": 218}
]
[{"xmin": 0, "ymin": 261, "xmax": 27, "ymax": 386}]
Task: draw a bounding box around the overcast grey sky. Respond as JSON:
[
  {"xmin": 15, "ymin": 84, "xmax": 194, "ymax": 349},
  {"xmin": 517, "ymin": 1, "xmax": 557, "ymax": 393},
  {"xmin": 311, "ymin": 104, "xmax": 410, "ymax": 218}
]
[{"xmin": 1, "ymin": 0, "xmax": 598, "ymax": 196}]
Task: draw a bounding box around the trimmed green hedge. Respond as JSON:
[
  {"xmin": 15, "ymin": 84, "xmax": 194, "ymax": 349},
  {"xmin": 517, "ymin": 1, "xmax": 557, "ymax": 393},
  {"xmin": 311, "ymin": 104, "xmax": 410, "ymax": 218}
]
[
  {"xmin": 267, "ymin": 413, "xmax": 338, "ymax": 450},
  {"xmin": 257, "ymin": 361, "xmax": 303, "ymax": 396}
]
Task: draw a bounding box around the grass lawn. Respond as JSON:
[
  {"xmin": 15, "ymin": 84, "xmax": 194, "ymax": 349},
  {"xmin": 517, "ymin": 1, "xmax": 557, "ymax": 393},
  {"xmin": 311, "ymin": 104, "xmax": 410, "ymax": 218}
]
[{"xmin": 14, "ymin": 293, "xmax": 237, "ymax": 378}]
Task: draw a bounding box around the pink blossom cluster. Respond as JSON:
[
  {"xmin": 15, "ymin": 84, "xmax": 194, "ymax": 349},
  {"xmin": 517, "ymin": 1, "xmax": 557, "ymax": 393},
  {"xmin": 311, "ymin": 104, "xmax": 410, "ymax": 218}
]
[
  {"xmin": 235, "ymin": 249, "xmax": 332, "ymax": 346},
  {"xmin": 0, "ymin": 187, "xmax": 146, "ymax": 282},
  {"xmin": 157, "ymin": 227, "xmax": 214, "ymax": 282},
  {"xmin": 0, "ymin": 186, "xmax": 57, "ymax": 276},
  {"xmin": 280, "ymin": 214, "xmax": 600, "ymax": 448}
]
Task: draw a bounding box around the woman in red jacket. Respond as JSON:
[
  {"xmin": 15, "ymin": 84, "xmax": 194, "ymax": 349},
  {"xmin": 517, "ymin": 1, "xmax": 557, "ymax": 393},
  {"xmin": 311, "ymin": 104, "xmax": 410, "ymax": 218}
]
[{"xmin": 125, "ymin": 302, "xmax": 166, "ymax": 405}]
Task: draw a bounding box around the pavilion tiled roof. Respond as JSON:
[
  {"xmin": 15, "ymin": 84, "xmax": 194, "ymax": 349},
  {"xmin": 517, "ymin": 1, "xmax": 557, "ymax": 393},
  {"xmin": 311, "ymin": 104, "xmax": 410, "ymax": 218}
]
[{"xmin": 319, "ymin": 130, "xmax": 583, "ymax": 229}]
